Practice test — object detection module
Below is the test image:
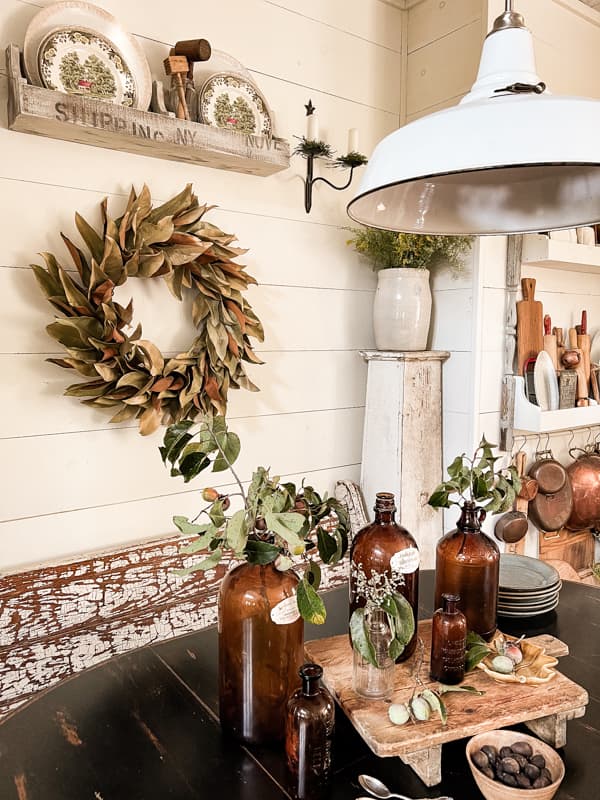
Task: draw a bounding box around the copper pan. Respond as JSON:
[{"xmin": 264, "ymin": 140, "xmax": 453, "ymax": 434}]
[
  {"xmin": 566, "ymin": 448, "xmax": 600, "ymax": 531},
  {"xmin": 528, "ymin": 453, "xmax": 572, "ymax": 533}
]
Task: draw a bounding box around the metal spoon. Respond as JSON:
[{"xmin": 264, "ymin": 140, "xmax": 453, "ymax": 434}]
[{"xmin": 358, "ymin": 774, "xmax": 453, "ymax": 800}]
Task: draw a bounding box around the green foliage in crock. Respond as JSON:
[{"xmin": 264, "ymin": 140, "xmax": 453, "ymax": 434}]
[
  {"xmin": 347, "ymin": 226, "xmax": 473, "ymax": 271},
  {"xmin": 161, "ymin": 415, "xmax": 350, "ymax": 624},
  {"xmin": 428, "ymin": 437, "xmax": 522, "ymax": 514}
]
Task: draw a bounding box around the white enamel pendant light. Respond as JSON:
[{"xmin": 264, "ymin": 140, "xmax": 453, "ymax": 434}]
[{"xmin": 347, "ymin": 1, "xmax": 600, "ymax": 235}]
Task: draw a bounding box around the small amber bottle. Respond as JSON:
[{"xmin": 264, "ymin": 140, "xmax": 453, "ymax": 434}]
[
  {"xmin": 285, "ymin": 663, "xmax": 335, "ymax": 800},
  {"xmin": 430, "ymin": 593, "xmax": 467, "ymax": 684}
]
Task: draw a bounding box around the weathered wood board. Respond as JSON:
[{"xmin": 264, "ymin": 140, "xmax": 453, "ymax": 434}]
[
  {"xmin": 305, "ymin": 621, "xmax": 588, "ymax": 786},
  {"xmin": 6, "ymin": 45, "xmax": 290, "ymax": 176},
  {"xmin": 0, "ymin": 535, "xmax": 348, "ymax": 722}
]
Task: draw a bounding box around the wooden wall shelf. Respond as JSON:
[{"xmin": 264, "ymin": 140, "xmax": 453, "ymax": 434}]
[
  {"xmin": 5, "ymin": 44, "xmax": 290, "ymax": 176},
  {"xmin": 522, "ymin": 234, "xmax": 600, "ymax": 274},
  {"xmin": 511, "ymin": 375, "xmax": 600, "ymax": 433}
]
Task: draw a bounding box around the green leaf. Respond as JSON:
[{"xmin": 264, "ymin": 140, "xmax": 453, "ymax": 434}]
[
  {"xmin": 306, "ymin": 560, "xmax": 321, "ymax": 591},
  {"xmin": 226, "ymin": 509, "xmax": 248, "ymax": 553},
  {"xmin": 466, "ymin": 631, "xmax": 487, "ymax": 647},
  {"xmin": 265, "ymin": 511, "xmax": 306, "ymax": 553},
  {"xmin": 316, "ymin": 526, "xmax": 338, "ymax": 564},
  {"xmin": 446, "ymin": 455, "xmax": 465, "ymax": 479},
  {"xmin": 421, "ymin": 689, "xmax": 447, "ymax": 725},
  {"xmin": 212, "ymin": 432, "xmax": 241, "ymax": 472},
  {"xmin": 208, "ymin": 499, "xmax": 226, "ymax": 528},
  {"xmin": 388, "ymin": 637, "xmax": 404, "ymax": 661},
  {"xmin": 244, "ymin": 539, "xmax": 280, "ymax": 565},
  {"xmin": 179, "ymin": 451, "xmax": 211, "ymax": 483},
  {"xmin": 428, "ymin": 489, "xmax": 450, "ymax": 508},
  {"xmin": 391, "ymin": 592, "xmax": 415, "ymax": 645},
  {"xmin": 437, "ymin": 684, "xmax": 485, "ymax": 696},
  {"xmin": 173, "ymin": 516, "xmax": 211, "ymax": 536},
  {"xmin": 465, "ymin": 644, "xmax": 491, "ymax": 672},
  {"xmin": 180, "ymin": 531, "xmax": 216, "ymax": 554},
  {"xmin": 297, "ymin": 577, "xmax": 326, "ymax": 624},
  {"xmin": 75, "ymin": 212, "xmax": 104, "ymax": 263},
  {"xmin": 161, "ymin": 421, "xmax": 195, "ymax": 464},
  {"xmin": 350, "ymin": 608, "xmax": 377, "ymax": 667},
  {"xmin": 176, "ymin": 547, "xmax": 222, "ymax": 575}
]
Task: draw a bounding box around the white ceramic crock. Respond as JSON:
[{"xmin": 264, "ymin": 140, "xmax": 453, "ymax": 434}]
[{"xmin": 373, "ymin": 267, "xmax": 432, "ymax": 351}]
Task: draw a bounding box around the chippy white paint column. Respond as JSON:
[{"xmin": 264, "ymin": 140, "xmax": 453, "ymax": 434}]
[{"xmin": 359, "ymin": 350, "xmax": 450, "ymax": 569}]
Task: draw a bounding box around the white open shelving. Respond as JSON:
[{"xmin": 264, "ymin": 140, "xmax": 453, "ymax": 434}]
[
  {"xmin": 522, "ymin": 234, "xmax": 600, "ymax": 274},
  {"xmin": 512, "ymin": 375, "xmax": 600, "ymax": 433}
]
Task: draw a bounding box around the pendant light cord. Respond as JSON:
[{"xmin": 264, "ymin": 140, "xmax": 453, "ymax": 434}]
[{"xmin": 494, "ymin": 81, "xmax": 546, "ymax": 96}]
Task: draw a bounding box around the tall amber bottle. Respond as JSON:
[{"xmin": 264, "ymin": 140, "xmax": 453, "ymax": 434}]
[
  {"xmin": 285, "ymin": 663, "xmax": 335, "ymax": 800},
  {"xmin": 219, "ymin": 560, "xmax": 304, "ymax": 744},
  {"xmin": 430, "ymin": 593, "xmax": 467, "ymax": 684},
  {"xmin": 350, "ymin": 492, "xmax": 419, "ymax": 661},
  {"xmin": 434, "ymin": 502, "xmax": 499, "ymax": 641}
]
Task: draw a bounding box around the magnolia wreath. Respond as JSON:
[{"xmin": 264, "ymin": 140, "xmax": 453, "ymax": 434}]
[{"xmin": 32, "ymin": 184, "xmax": 264, "ymax": 435}]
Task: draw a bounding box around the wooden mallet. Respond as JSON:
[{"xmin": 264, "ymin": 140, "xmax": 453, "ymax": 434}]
[
  {"xmin": 173, "ymin": 39, "xmax": 212, "ymax": 81},
  {"xmin": 163, "ymin": 55, "xmax": 191, "ymax": 120}
]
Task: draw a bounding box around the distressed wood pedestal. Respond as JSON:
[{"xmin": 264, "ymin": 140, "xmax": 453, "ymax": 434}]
[
  {"xmin": 359, "ymin": 351, "xmax": 450, "ymax": 568},
  {"xmin": 305, "ymin": 622, "xmax": 588, "ymax": 787}
]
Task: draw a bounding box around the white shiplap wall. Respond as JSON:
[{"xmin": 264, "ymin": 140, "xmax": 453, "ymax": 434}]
[{"xmin": 0, "ymin": 0, "xmax": 403, "ymax": 571}]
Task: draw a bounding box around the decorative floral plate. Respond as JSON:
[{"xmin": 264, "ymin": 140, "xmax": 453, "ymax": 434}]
[
  {"xmin": 39, "ymin": 30, "xmax": 135, "ymax": 105},
  {"xmin": 199, "ymin": 73, "xmax": 272, "ymax": 137},
  {"xmin": 23, "ymin": 1, "xmax": 151, "ymax": 109}
]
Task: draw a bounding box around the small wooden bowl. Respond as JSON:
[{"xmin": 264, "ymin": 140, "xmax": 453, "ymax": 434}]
[{"xmin": 466, "ymin": 730, "xmax": 565, "ymax": 800}]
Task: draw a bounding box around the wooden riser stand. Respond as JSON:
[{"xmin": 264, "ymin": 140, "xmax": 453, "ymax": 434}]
[{"xmin": 305, "ymin": 622, "xmax": 588, "ymax": 787}]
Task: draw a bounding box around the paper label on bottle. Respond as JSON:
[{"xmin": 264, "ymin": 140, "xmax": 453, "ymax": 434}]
[
  {"xmin": 270, "ymin": 594, "xmax": 301, "ymax": 625},
  {"xmin": 390, "ymin": 547, "xmax": 420, "ymax": 575}
]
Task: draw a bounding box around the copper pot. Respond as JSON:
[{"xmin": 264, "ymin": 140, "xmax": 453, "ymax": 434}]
[
  {"xmin": 566, "ymin": 449, "xmax": 600, "ymax": 531},
  {"xmin": 528, "ymin": 454, "xmax": 572, "ymax": 533}
]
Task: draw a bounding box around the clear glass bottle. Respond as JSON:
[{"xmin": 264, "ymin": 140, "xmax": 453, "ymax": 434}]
[
  {"xmin": 350, "ymin": 492, "xmax": 419, "ymax": 661},
  {"xmin": 434, "ymin": 502, "xmax": 499, "ymax": 641},
  {"xmin": 219, "ymin": 560, "xmax": 304, "ymax": 744},
  {"xmin": 285, "ymin": 663, "xmax": 335, "ymax": 800},
  {"xmin": 352, "ymin": 607, "xmax": 395, "ymax": 699},
  {"xmin": 430, "ymin": 593, "xmax": 467, "ymax": 684}
]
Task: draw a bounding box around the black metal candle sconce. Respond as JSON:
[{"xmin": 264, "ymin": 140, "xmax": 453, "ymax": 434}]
[{"xmin": 294, "ymin": 100, "xmax": 368, "ymax": 214}]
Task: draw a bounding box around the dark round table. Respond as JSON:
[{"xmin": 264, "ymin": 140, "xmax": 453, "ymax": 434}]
[{"xmin": 0, "ymin": 572, "xmax": 597, "ymax": 799}]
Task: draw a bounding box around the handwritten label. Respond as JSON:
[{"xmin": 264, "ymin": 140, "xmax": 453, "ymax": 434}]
[
  {"xmin": 391, "ymin": 547, "xmax": 420, "ymax": 575},
  {"xmin": 270, "ymin": 594, "xmax": 300, "ymax": 625}
]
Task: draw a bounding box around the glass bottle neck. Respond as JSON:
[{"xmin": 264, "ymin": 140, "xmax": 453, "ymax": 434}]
[
  {"xmin": 374, "ymin": 508, "xmax": 395, "ymax": 524},
  {"xmin": 300, "ymin": 663, "xmax": 322, "ymax": 696},
  {"xmin": 457, "ymin": 501, "xmax": 482, "ymax": 532},
  {"xmin": 442, "ymin": 594, "xmax": 460, "ymax": 614}
]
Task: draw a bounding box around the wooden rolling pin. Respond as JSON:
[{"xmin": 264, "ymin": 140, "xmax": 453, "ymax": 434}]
[
  {"xmin": 568, "ymin": 327, "xmax": 588, "ymax": 405},
  {"xmin": 554, "ymin": 327, "xmax": 565, "ymax": 367},
  {"xmin": 517, "ymin": 278, "xmax": 544, "ymax": 375},
  {"xmin": 543, "ymin": 315, "xmax": 558, "ymax": 370},
  {"xmin": 577, "ymin": 310, "xmax": 591, "ymax": 387}
]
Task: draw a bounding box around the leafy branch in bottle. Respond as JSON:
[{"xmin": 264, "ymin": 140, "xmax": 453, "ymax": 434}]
[
  {"xmin": 428, "ymin": 437, "xmax": 521, "ymax": 514},
  {"xmin": 160, "ymin": 415, "xmax": 350, "ymax": 624}
]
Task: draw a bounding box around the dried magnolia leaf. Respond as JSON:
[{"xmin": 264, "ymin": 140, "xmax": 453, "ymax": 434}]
[{"xmin": 32, "ymin": 184, "xmax": 264, "ymax": 434}]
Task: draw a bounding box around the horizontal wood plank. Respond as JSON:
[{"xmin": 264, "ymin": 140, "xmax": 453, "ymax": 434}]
[
  {"xmin": 0, "ymin": 350, "xmax": 368, "ymax": 438},
  {"xmin": 0, "ymin": 406, "xmax": 365, "ymax": 521},
  {"xmin": 0, "ymin": 464, "xmax": 361, "ymax": 571},
  {"xmin": 407, "ymin": 0, "xmax": 482, "ymax": 54},
  {"xmin": 0, "ymin": 265, "xmax": 374, "ymax": 353},
  {"xmin": 405, "ymin": 20, "xmax": 481, "ymax": 115}
]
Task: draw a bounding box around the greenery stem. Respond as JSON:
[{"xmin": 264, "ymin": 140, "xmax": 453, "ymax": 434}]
[{"xmin": 208, "ymin": 428, "xmax": 247, "ymax": 504}]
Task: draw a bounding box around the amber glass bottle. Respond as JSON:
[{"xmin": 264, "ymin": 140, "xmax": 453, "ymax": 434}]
[
  {"xmin": 350, "ymin": 492, "xmax": 419, "ymax": 661},
  {"xmin": 219, "ymin": 561, "xmax": 304, "ymax": 744},
  {"xmin": 285, "ymin": 663, "xmax": 335, "ymax": 800},
  {"xmin": 430, "ymin": 593, "xmax": 467, "ymax": 684},
  {"xmin": 434, "ymin": 502, "xmax": 499, "ymax": 641}
]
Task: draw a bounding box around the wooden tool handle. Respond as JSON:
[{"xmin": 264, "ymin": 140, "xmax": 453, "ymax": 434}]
[
  {"xmin": 569, "ymin": 327, "xmax": 578, "ymax": 349},
  {"xmin": 578, "ymin": 333, "xmax": 591, "ymax": 383},
  {"xmin": 543, "ymin": 334, "xmax": 558, "ymax": 371},
  {"xmin": 521, "ymin": 277, "xmax": 537, "ymax": 300},
  {"xmin": 173, "ymin": 39, "xmax": 212, "ymax": 62}
]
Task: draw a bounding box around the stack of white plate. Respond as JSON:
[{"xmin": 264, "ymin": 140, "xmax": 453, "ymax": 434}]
[{"xmin": 498, "ymin": 555, "xmax": 561, "ymax": 618}]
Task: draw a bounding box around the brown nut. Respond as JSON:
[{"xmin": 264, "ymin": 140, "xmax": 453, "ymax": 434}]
[
  {"xmin": 512, "ymin": 741, "xmax": 533, "ymax": 758},
  {"xmin": 500, "ymin": 757, "xmax": 520, "ymax": 775},
  {"xmin": 516, "ymin": 773, "xmax": 532, "ymax": 789},
  {"xmin": 499, "ymin": 746, "xmax": 514, "ymax": 760},
  {"xmin": 530, "ymin": 754, "xmax": 546, "ymax": 770},
  {"xmin": 524, "ymin": 763, "xmax": 541, "ymax": 781},
  {"xmin": 481, "ymin": 745, "xmax": 498, "ymax": 762},
  {"xmin": 473, "ymin": 750, "xmax": 490, "ymax": 770},
  {"xmin": 533, "ymin": 776, "xmax": 552, "ymax": 789},
  {"xmin": 500, "ymin": 773, "xmax": 518, "ymax": 787}
]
